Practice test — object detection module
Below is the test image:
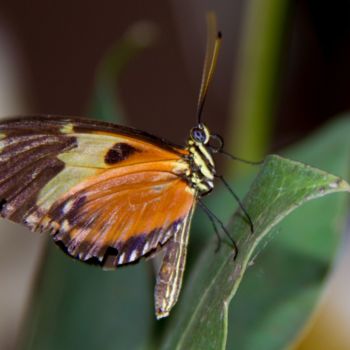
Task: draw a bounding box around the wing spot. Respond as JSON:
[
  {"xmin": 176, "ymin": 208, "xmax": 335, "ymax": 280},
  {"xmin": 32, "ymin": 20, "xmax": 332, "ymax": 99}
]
[
  {"xmin": 142, "ymin": 241, "xmax": 150, "ymax": 255},
  {"xmin": 118, "ymin": 252, "xmax": 126, "ymax": 264},
  {"xmin": 0, "ymin": 133, "xmax": 6, "ymax": 150},
  {"xmin": 129, "ymin": 249, "xmax": 138, "ymax": 262},
  {"xmin": 24, "ymin": 211, "xmax": 41, "ymax": 228},
  {"xmin": 4, "ymin": 203, "xmax": 14, "ymax": 214},
  {"xmin": 0, "ymin": 198, "xmax": 7, "ymax": 212},
  {"xmin": 41, "ymin": 216, "xmax": 51, "ymax": 228},
  {"xmin": 162, "ymin": 229, "xmax": 172, "ymax": 244},
  {"xmin": 60, "ymin": 123, "xmax": 74, "ymax": 134},
  {"xmin": 48, "ymin": 220, "xmax": 60, "ymax": 234},
  {"xmin": 63, "ymin": 199, "xmax": 74, "ymax": 214},
  {"xmin": 104, "ymin": 143, "xmax": 139, "ymax": 165},
  {"xmin": 62, "ymin": 219, "xmax": 70, "ymax": 232}
]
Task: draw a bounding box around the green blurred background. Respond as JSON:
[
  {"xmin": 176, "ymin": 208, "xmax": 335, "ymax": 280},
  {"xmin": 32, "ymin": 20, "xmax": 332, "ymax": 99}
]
[{"xmin": 0, "ymin": 0, "xmax": 350, "ymax": 349}]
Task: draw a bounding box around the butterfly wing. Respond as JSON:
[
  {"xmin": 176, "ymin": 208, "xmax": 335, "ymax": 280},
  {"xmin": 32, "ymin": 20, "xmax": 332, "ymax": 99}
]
[
  {"xmin": 0, "ymin": 116, "xmax": 195, "ymax": 267},
  {"xmin": 46, "ymin": 166, "xmax": 195, "ymax": 266},
  {"xmin": 155, "ymin": 202, "xmax": 195, "ymax": 318}
]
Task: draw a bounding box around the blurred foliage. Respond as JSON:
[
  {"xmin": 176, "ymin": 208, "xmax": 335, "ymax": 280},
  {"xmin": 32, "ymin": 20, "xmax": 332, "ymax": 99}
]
[
  {"xmin": 19, "ymin": 247, "xmax": 153, "ymax": 350},
  {"xmin": 227, "ymin": 0, "xmax": 292, "ymax": 175},
  {"xmin": 88, "ymin": 21, "xmax": 158, "ymax": 122}
]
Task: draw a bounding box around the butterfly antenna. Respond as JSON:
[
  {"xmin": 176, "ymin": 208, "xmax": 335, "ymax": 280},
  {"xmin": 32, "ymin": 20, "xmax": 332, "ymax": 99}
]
[
  {"xmin": 215, "ymin": 175, "xmax": 254, "ymax": 234},
  {"xmin": 220, "ymin": 149, "xmax": 263, "ymax": 165},
  {"xmin": 198, "ymin": 199, "xmax": 238, "ymax": 258},
  {"xmin": 208, "ymin": 134, "xmax": 263, "ymax": 165},
  {"xmin": 196, "ymin": 12, "xmax": 222, "ymax": 125}
]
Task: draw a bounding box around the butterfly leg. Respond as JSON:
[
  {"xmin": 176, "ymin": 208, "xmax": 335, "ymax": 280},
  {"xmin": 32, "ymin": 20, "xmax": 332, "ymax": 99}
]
[
  {"xmin": 215, "ymin": 175, "xmax": 254, "ymax": 234},
  {"xmin": 197, "ymin": 200, "xmax": 222, "ymax": 252},
  {"xmin": 198, "ymin": 199, "xmax": 238, "ymax": 258}
]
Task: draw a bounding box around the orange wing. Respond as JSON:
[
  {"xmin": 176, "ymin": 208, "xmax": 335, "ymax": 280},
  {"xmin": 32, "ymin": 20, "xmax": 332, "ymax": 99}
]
[
  {"xmin": 0, "ymin": 116, "xmax": 195, "ymax": 267},
  {"xmin": 44, "ymin": 163, "xmax": 195, "ymax": 267}
]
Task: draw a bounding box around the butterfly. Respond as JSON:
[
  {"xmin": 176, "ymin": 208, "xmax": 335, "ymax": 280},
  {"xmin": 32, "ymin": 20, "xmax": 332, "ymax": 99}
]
[{"xmin": 0, "ymin": 14, "xmax": 251, "ymax": 319}]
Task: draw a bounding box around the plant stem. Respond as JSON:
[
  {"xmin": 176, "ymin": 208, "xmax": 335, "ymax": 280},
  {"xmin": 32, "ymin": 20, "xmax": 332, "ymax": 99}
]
[{"xmin": 226, "ymin": 0, "xmax": 291, "ymax": 176}]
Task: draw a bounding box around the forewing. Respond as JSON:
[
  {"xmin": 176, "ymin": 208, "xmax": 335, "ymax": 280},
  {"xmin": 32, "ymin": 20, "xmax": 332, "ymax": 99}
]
[
  {"xmin": 0, "ymin": 120, "xmax": 77, "ymax": 221},
  {"xmin": 0, "ymin": 116, "xmax": 193, "ymax": 266}
]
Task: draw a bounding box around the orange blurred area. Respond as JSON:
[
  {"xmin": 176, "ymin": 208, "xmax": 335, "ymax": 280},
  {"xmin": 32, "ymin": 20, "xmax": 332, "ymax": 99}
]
[{"xmin": 295, "ymin": 237, "xmax": 350, "ymax": 350}]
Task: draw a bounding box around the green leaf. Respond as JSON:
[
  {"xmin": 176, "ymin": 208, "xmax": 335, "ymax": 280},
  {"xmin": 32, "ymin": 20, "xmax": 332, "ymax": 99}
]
[
  {"xmin": 160, "ymin": 153, "xmax": 349, "ymax": 350},
  {"xmin": 227, "ymin": 117, "xmax": 350, "ymax": 349}
]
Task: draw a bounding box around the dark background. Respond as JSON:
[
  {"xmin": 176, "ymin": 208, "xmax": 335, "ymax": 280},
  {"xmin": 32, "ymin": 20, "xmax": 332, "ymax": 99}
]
[{"xmin": 1, "ymin": 0, "xmax": 350, "ymax": 149}]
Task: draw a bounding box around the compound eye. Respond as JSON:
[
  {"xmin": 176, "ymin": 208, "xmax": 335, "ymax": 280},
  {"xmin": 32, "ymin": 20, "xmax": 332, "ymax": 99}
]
[{"xmin": 191, "ymin": 126, "xmax": 208, "ymax": 143}]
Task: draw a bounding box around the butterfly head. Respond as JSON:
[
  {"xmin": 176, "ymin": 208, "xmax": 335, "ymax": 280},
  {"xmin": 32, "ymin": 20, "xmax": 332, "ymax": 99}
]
[
  {"xmin": 186, "ymin": 123, "xmax": 216, "ymax": 195},
  {"xmin": 189, "ymin": 123, "xmax": 223, "ymax": 152}
]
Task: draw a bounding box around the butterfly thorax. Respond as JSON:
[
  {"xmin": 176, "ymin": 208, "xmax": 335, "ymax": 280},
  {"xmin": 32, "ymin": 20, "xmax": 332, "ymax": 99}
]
[{"xmin": 184, "ymin": 124, "xmax": 215, "ymax": 196}]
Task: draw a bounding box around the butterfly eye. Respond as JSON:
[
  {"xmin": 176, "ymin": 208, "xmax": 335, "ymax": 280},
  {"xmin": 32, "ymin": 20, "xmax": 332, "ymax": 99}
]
[{"xmin": 190, "ymin": 126, "xmax": 209, "ymax": 144}]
